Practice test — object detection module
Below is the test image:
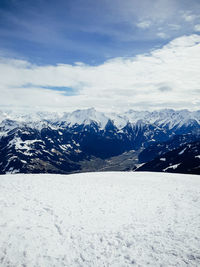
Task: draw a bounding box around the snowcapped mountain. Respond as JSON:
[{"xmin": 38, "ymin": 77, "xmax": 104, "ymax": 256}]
[
  {"xmin": 0, "ymin": 108, "xmax": 200, "ymax": 174},
  {"xmin": 60, "ymin": 108, "xmax": 109, "ymax": 128},
  {"xmin": 1, "ymin": 108, "xmax": 200, "ymax": 130}
]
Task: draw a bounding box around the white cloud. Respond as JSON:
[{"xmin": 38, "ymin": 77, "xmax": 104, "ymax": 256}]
[
  {"xmin": 182, "ymin": 13, "xmax": 198, "ymax": 22},
  {"xmin": 194, "ymin": 24, "xmax": 200, "ymax": 32},
  {"xmin": 0, "ymin": 34, "xmax": 200, "ymax": 112},
  {"xmin": 157, "ymin": 32, "xmax": 168, "ymax": 39},
  {"xmin": 136, "ymin": 21, "xmax": 151, "ymax": 29}
]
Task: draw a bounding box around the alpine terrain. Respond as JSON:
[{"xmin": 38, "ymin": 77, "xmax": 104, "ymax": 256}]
[{"xmin": 0, "ymin": 108, "xmax": 200, "ymax": 175}]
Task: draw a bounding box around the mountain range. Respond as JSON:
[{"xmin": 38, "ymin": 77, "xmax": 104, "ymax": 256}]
[{"xmin": 0, "ymin": 108, "xmax": 200, "ymax": 174}]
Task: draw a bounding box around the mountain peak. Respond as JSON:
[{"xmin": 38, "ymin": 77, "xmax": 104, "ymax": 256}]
[{"xmin": 0, "ymin": 108, "xmax": 200, "ymax": 130}]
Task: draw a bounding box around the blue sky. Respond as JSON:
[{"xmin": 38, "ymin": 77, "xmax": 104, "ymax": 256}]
[
  {"xmin": 0, "ymin": 0, "xmax": 200, "ymax": 111},
  {"xmin": 1, "ymin": 0, "xmax": 200, "ymax": 65}
]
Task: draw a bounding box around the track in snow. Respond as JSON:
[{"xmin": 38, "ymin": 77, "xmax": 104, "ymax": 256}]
[{"xmin": 0, "ymin": 172, "xmax": 200, "ymax": 266}]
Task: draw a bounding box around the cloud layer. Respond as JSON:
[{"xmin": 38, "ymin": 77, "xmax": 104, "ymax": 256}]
[{"xmin": 0, "ymin": 34, "xmax": 200, "ymax": 112}]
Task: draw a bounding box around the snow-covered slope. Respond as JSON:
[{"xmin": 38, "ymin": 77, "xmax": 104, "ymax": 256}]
[
  {"xmin": 1, "ymin": 108, "xmax": 200, "ymax": 130},
  {"xmin": 61, "ymin": 108, "xmax": 109, "ymax": 128},
  {"xmin": 0, "ymin": 172, "xmax": 200, "ymax": 266}
]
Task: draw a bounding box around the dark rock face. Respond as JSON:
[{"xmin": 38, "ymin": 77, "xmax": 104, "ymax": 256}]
[
  {"xmin": 138, "ymin": 133, "xmax": 200, "ymax": 163},
  {"xmin": 0, "ymin": 126, "xmax": 82, "ymax": 174},
  {"xmin": 136, "ymin": 141, "xmax": 200, "ymax": 175}
]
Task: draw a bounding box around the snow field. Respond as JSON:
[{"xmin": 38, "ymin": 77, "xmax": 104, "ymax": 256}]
[{"xmin": 0, "ymin": 172, "xmax": 200, "ymax": 266}]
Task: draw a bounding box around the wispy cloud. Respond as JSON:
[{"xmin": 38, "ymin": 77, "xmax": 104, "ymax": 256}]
[
  {"xmin": 0, "ymin": 34, "xmax": 200, "ymax": 112},
  {"xmin": 1, "ymin": 0, "xmax": 200, "ymax": 65},
  {"xmin": 157, "ymin": 32, "xmax": 169, "ymax": 39},
  {"xmin": 194, "ymin": 24, "xmax": 200, "ymax": 32},
  {"xmin": 136, "ymin": 21, "xmax": 151, "ymax": 29},
  {"xmin": 182, "ymin": 12, "xmax": 199, "ymax": 22}
]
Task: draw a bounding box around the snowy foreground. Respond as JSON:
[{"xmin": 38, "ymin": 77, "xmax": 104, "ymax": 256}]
[{"xmin": 0, "ymin": 172, "xmax": 200, "ymax": 266}]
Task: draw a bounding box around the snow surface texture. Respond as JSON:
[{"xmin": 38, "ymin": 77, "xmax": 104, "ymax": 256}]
[{"xmin": 0, "ymin": 172, "xmax": 200, "ymax": 266}]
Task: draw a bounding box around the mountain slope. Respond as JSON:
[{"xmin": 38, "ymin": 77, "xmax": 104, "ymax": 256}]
[
  {"xmin": 1, "ymin": 108, "xmax": 200, "ymax": 174},
  {"xmin": 137, "ymin": 140, "xmax": 200, "ymax": 174},
  {"xmin": 138, "ymin": 133, "xmax": 200, "ymax": 163}
]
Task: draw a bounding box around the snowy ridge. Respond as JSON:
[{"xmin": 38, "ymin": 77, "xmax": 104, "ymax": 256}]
[
  {"xmin": 0, "ymin": 172, "xmax": 200, "ymax": 266},
  {"xmin": 61, "ymin": 108, "xmax": 109, "ymax": 128},
  {"xmin": 1, "ymin": 108, "xmax": 200, "ymax": 130}
]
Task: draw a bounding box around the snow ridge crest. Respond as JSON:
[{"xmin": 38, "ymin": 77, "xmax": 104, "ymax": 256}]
[{"xmin": 0, "ymin": 108, "xmax": 200, "ymax": 130}]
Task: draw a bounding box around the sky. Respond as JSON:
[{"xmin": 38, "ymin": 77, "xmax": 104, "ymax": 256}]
[{"xmin": 0, "ymin": 0, "xmax": 200, "ymax": 112}]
